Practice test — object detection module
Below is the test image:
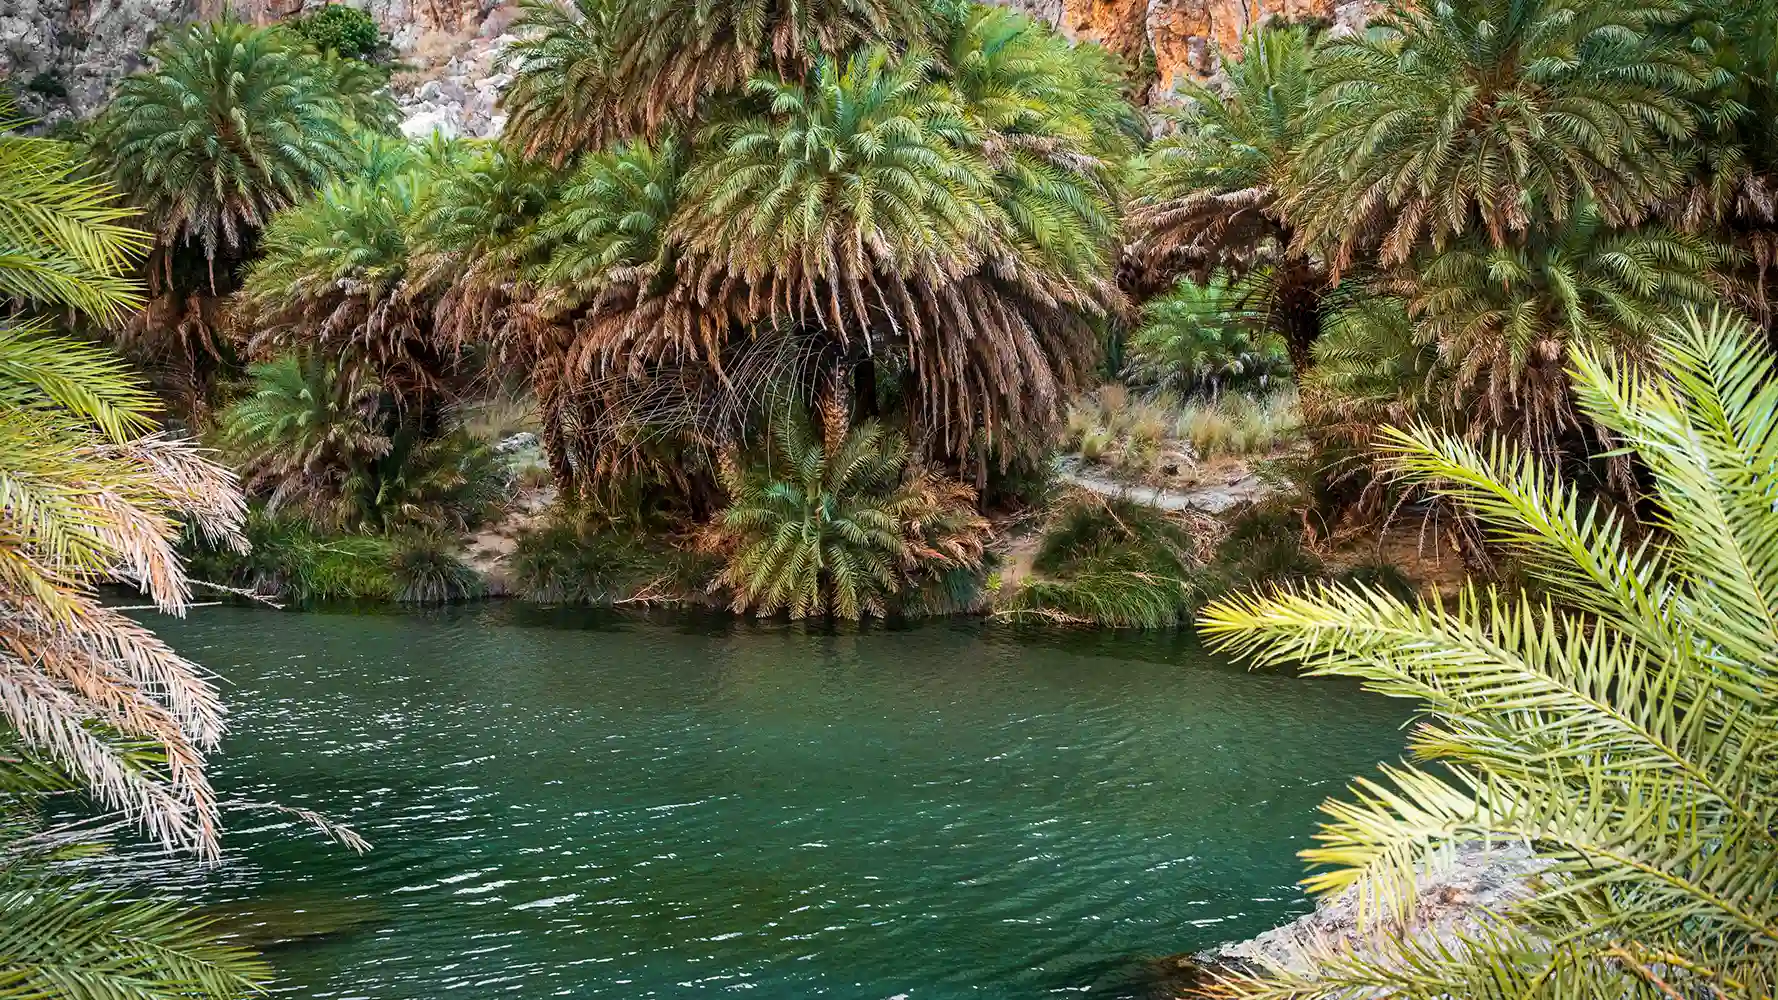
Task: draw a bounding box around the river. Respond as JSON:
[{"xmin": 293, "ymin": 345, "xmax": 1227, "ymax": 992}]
[{"xmin": 142, "ymin": 604, "xmax": 1409, "ymax": 998}]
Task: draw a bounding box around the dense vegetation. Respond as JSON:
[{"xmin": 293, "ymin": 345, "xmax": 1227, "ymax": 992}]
[
  {"xmin": 5, "ymin": 0, "xmax": 1778, "ymax": 993},
  {"xmin": 1202, "ymin": 311, "xmax": 1778, "ymax": 999}
]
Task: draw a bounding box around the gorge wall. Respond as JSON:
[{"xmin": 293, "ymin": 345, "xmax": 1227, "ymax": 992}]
[{"xmin": 1, "ymin": 0, "xmax": 1370, "ymax": 126}]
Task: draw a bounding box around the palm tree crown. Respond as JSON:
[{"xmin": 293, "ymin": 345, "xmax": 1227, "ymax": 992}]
[
  {"xmin": 1288, "ymin": 0, "xmax": 1705, "ymax": 274},
  {"xmin": 93, "ymin": 20, "xmax": 389, "ymax": 278}
]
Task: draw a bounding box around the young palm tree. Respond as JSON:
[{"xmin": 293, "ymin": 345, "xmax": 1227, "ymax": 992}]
[
  {"xmin": 219, "ymin": 353, "xmax": 391, "ymax": 523},
  {"xmin": 1288, "ymin": 0, "xmax": 1705, "ymax": 276},
  {"xmin": 713, "ymin": 413, "xmax": 987, "ymax": 618},
  {"xmin": 1200, "ymin": 308, "xmax": 1778, "ymax": 1000},
  {"xmin": 499, "ymin": 0, "xmax": 930, "ymax": 160},
  {"xmin": 1408, "ymin": 208, "xmax": 1724, "ymax": 458},
  {"xmin": 1121, "ymin": 281, "xmax": 1289, "ymax": 397},
  {"xmin": 0, "ymin": 118, "xmax": 247, "ymax": 859}
]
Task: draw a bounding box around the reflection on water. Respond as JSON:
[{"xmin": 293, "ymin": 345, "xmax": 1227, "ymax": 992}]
[{"xmin": 134, "ymin": 605, "xmax": 1407, "ymax": 999}]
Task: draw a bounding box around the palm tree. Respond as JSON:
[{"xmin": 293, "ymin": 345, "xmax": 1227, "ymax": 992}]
[
  {"xmin": 1288, "ymin": 0, "xmax": 1705, "ymax": 277},
  {"xmin": 1121, "ymin": 281, "xmax": 1290, "ymax": 397},
  {"xmin": 1128, "ymin": 26, "xmax": 1314, "ymax": 289},
  {"xmin": 237, "ymin": 168, "xmax": 456, "ymax": 410},
  {"xmin": 498, "ymin": 0, "xmax": 930, "ymax": 161},
  {"xmin": 0, "ymin": 113, "xmax": 247, "ymax": 859},
  {"xmin": 91, "ymin": 19, "xmax": 393, "ymax": 391},
  {"xmin": 712, "ymin": 413, "xmax": 987, "ymax": 618},
  {"xmin": 1127, "ymin": 26, "xmax": 1327, "ymax": 365},
  {"xmin": 1199, "ymin": 308, "xmax": 1778, "ymax": 1000},
  {"xmin": 0, "ymin": 745, "xmax": 269, "ymax": 1000},
  {"xmin": 1671, "ymin": 0, "xmax": 1778, "ymax": 327},
  {"xmin": 218, "ymin": 353, "xmax": 391, "ymax": 523},
  {"xmin": 676, "ymin": 44, "xmax": 1114, "ymax": 463},
  {"xmin": 1407, "ymin": 207, "xmax": 1723, "ymax": 459}
]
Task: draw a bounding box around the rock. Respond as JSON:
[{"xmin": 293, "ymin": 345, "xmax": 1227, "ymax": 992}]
[
  {"xmin": 1199, "ymin": 844, "xmax": 1547, "ymax": 983},
  {"xmin": 400, "ymin": 106, "xmax": 461, "ymax": 139},
  {"xmin": 494, "ymin": 431, "xmax": 538, "ymax": 454}
]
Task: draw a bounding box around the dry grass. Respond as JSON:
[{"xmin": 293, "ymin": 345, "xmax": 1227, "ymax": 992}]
[
  {"xmin": 1063, "ymin": 383, "xmax": 1299, "ymax": 476},
  {"xmin": 1175, "ymin": 389, "xmax": 1299, "ymax": 460}
]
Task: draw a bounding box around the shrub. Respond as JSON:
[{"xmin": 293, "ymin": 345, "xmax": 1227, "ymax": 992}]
[
  {"xmin": 287, "ymin": 5, "xmax": 382, "ymax": 59},
  {"xmin": 391, "ymin": 533, "xmax": 484, "ymax": 603},
  {"xmin": 1121, "ymin": 281, "xmax": 1290, "ymax": 396},
  {"xmin": 1003, "ymin": 495, "xmax": 1203, "ymax": 627},
  {"xmin": 712, "ymin": 414, "xmax": 989, "ymax": 619},
  {"xmin": 509, "ymin": 518, "xmax": 687, "ymax": 605},
  {"xmin": 188, "ymin": 509, "xmax": 397, "ymax": 603},
  {"xmin": 1175, "ymin": 388, "xmax": 1300, "ymax": 460}
]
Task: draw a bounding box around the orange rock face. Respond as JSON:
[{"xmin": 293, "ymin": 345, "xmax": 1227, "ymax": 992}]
[{"xmin": 1024, "ymin": 0, "xmax": 1366, "ymax": 99}]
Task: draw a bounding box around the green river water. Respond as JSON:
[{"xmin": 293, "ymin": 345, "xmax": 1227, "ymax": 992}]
[{"xmin": 142, "ymin": 604, "xmax": 1410, "ymax": 999}]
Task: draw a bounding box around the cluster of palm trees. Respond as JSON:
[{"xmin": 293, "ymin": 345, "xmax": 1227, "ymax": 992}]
[
  {"xmin": 1131, "ymin": 0, "xmax": 1778, "ymax": 498},
  {"xmin": 42, "ymin": 0, "xmax": 1142, "ymax": 617}
]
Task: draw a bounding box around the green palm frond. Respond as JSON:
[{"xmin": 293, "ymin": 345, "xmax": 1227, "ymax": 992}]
[
  {"xmin": 0, "ymin": 109, "xmax": 149, "ymax": 323},
  {"xmin": 1198, "ymin": 306, "xmax": 1778, "ymax": 1000}
]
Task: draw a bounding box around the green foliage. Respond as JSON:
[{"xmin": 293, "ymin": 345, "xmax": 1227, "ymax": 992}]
[
  {"xmin": 352, "ymin": 427, "xmax": 505, "ymax": 534},
  {"xmin": 1122, "ymin": 281, "xmax": 1290, "ymax": 396},
  {"xmin": 190, "ymin": 508, "xmax": 397, "ymax": 603},
  {"xmin": 239, "ymin": 161, "xmax": 449, "ymax": 403},
  {"xmin": 713, "ymin": 414, "xmax": 988, "ymax": 619},
  {"xmin": 92, "ymin": 20, "xmax": 393, "ymax": 268},
  {"xmin": 1200, "ymin": 309, "xmax": 1778, "ymax": 1000},
  {"xmin": 287, "ymin": 4, "xmax": 382, "ymax": 58},
  {"xmin": 509, "ymin": 515, "xmax": 693, "ymax": 604},
  {"xmin": 1003, "ymin": 495, "xmax": 1201, "ymax": 627},
  {"xmin": 1288, "ymin": 0, "xmax": 1705, "ymax": 274},
  {"xmin": 219, "ymin": 354, "xmax": 502, "ymax": 533},
  {"xmin": 0, "ymin": 99, "xmax": 149, "ymax": 323}
]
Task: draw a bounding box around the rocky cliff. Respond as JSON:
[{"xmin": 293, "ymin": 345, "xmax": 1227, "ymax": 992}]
[{"xmin": 1, "ymin": 0, "xmax": 1369, "ymax": 127}]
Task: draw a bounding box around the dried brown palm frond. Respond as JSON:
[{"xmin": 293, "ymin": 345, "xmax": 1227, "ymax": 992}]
[
  {"xmin": 1123, "ymin": 185, "xmax": 1286, "ymax": 300},
  {"xmin": 0, "ymin": 398, "xmax": 247, "ymax": 857}
]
